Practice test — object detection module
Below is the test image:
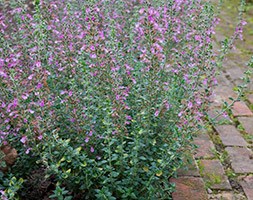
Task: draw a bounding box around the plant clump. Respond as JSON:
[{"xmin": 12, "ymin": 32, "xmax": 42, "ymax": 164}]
[{"xmin": 0, "ymin": 0, "xmax": 234, "ymax": 199}]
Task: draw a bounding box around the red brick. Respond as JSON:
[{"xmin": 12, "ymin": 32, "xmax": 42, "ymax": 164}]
[
  {"xmin": 211, "ymin": 86, "xmax": 237, "ymax": 107},
  {"xmin": 240, "ymin": 176, "xmax": 253, "ymax": 200},
  {"xmin": 238, "ymin": 117, "xmax": 253, "ymax": 135},
  {"xmin": 193, "ymin": 133, "xmax": 215, "ymax": 159},
  {"xmin": 225, "ymin": 147, "xmax": 253, "ymax": 173},
  {"xmin": 247, "ymin": 94, "xmax": 253, "ymax": 105},
  {"xmin": 232, "ymin": 101, "xmax": 253, "ymax": 117},
  {"xmin": 215, "ymin": 125, "xmax": 247, "ymax": 147},
  {"xmin": 226, "ymin": 67, "xmax": 244, "ymax": 82},
  {"xmin": 215, "ymin": 73, "xmax": 231, "ymax": 87},
  {"xmin": 207, "ymin": 110, "xmax": 233, "ymax": 124},
  {"xmin": 171, "ymin": 177, "xmax": 208, "ymax": 200},
  {"xmin": 199, "ymin": 160, "xmax": 231, "ymax": 190},
  {"xmin": 177, "ymin": 155, "xmax": 200, "ymax": 177},
  {"xmin": 208, "ymin": 191, "xmax": 240, "ymax": 200}
]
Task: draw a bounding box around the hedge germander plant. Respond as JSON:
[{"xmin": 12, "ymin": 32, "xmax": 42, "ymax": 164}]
[{"xmin": 0, "ymin": 0, "xmax": 246, "ymax": 199}]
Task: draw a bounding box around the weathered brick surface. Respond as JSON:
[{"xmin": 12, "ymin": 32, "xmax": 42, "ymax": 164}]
[
  {"xmin": 247, "ymin": 94, "xmax": 253, "ymax": 104},
  {"xmin": 215, "ymin": 73, "xmax": 231, "ymax": 87},
  {"xmin": 208, "ymin": 191, "xmax": 243, "ymax": 200},
  {"xmin": 171, "ymin": 177, "xmax": 208, "ymax": 200},
  {"xmin": 211, "ymin": 86, "xmax": 237, "ymax": 107},
  {"xmin": 193, "ymin": 133, "xmax": 215, "ymax": 159},
  {"xmin": 225, "ymin": 147, "xmax": 253, "ymax": 173},
  {"xmin": 240, "ymin": 176, "xmax": 253, "ymax": 200},
  {"xmin": 177, "ymin": 155, "xmax": 200, "ymax": 177},
  {"xmin": 208, "ymin": 110, "xmax": 233, "ymax": 124},
  {"xmin": 214, "ymin": 125, "xmax": 247, "ymax": 147},
  {"xmin": 232, "ymin": 101, "xmax": 253, "ymax": 117},
  {"xmin": 226, "ymin": 67, "xmax": 244, "ymax": 82},
  {"xmin": 238, "ymin": 117, "xmax": 253, "ymax": 135},
  {"xmin": 199, "ymin": 160, "xmax": 231, "ymax": 190}
]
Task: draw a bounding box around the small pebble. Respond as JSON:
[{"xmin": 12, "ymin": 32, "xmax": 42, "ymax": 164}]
[{"xmin": 207, "ymin": 188, "xmax": 213, "ymax": 194}]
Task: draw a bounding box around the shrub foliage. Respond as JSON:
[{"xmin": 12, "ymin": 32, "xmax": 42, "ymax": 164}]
[{"xmin": 0, "ymin": 0, "xmax": 224, "ymax": 199}]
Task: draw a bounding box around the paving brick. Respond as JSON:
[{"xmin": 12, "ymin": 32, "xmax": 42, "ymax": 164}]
[
  {"xmin": 238, "ymin": 117, "xmax": 253, "ymax": 135},
  {"xmin": 216, "ymin": 73, "xmax": 231, "ymax": 87},
  {"xmin": 193, "ymin": 133, "xmax": 215, "ymax": 159},
  {"xmin": 177, "ymin": 155, "xmax": 200, "ymax": 177},
  {"xmin": 208, "ymin": 110, "xmax": 233, "ymax": 124},
  {"xmin": 199, "ymin": 160, "xmax": 231, "ymax": 190},
  {"xmin": 240, "ymin": 176, "xmax": 253, "ymax": 200},
  {"xmin": 214, "ymin": 125, "xmax": 248, "ymax": 147},
  {"xmin": 226, "ymin": 67, "xmax": 244, "ymax": 82},
  {"xmin": 214, "ymin": 33, "xmax": 227, "ymax": 43},
  {"xmin": 225, "ymin": 147, "xmax": 253, "ymax": 173},
  {"xmin": 208, "ymin": 191, "xmax": 239, "ymax": 200},
  {"xmin": 232, "ymin": 101, "xmax": 253, "ymax": 117},
  {"xmin": 171, "ymin": 177, "xmax": 208, "ymax": 200},
  {"xmin": 211, "ymin": 86, "xmax": 237, "ymax": 107},
  {"xmin": 247, "ymin": 94, "xmax": 253, "ymax": 104}
]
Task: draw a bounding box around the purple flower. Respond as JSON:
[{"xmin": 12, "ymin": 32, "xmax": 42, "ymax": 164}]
[
  {"xmin": 154, "ymin": 110, "xmax": 159, "ymax": 117},
  {"xmin": 39, "ymin": 100, "xmax": 45, "ymax": 107},
  {"xmin": 89, "ymin": 131, "xmax": 93, "ymax": 136},
  {"xmin": 90, "ymin": 53, "xmax": 97, "ymax": 59},
  {"xmin": 126, "ymin": 115, "xmax": 132, "ymax": 120},
  {"xmin": 90, "ymin": 146, "xmax": 94, "ymax": 153},
  {"xmin": 203, "ymin": 78, "xmax": 208, "ymax": 85},
  {"xmin": 1, "ymin": 102, "xmax": 6, "ymax": 108},
  {"xmin": 85, "ymin": 137, "xmax": 89, "ymax": 143},
  {"xmin": 222, "ymin": 112, "xmax": 228, "ymax": 118},
  {"xmin": 241, "ymin": 20, "xmax": 247, "ymax": 26},
  {"xmin": 38, "ymin": 135, "xmax": 43, "ymax": 140},
  {"xmin": 148, "ymin": 15, "xmax": 154, "ymax": 22},
  {"xmin": 29, "ymin": 109, "xmax": 35, "ymax": 114},
  {"xmin": 139, "ymin": 8, "xmax": 145, "ymax": 14},
  {"xmin": 196, "ymin": 99, "xmax": 202, "ymax": 105},
  {"xmin": 22, "ymin": 93, "xmax": 29, "ymax": 100},
  {"xmin": 25, "ymin": 148, "xmax": 32, "ymax": 154},
  {"xmin": 60, "ymin": 90, "xmax": 66, "ymax": 95},
  {"xmin": 0, "ymin": 190, "xmax": 7, "ymax": 200},
  {"xmin": 20, "ymin": 135, "xmax": 27, "ymax": 144},
  {"xmin": 13, "ymin": 98, "xmax": 18, "ymax": 107},
  {"xmin": 90, "ymin": 45, "xmax": 95, "ymax": 51},
  {"xmin": 188, "ymin": 102, "xmax": 193, "ymax": 109},
  {"xmin": 68, "ymin": 91, "xmax": 73, "ymax": 97},
  {"xmin": 37, "ymin": 82, "xmax": 43, "ymax": 89},
  {"xmin": 28, "ymin": 74, "xmax": 33, "ymax": 80},
  {"xmin": 0, "ymin": 70, "xmax": 7, "ymax": 78},
  {"xmin": 35, "ymin": 61, "xmax": 41, "ymax": 68},
  {"xmin": 195, "ymin": 35, "xmax": 201, "ymax": 41}
]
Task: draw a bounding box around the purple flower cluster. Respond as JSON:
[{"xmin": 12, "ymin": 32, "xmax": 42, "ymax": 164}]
[{"xmin": 0, "ymin": 0, "xmax": 218, "ymax": 154}]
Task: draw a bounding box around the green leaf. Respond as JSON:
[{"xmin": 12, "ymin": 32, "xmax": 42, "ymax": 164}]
[{"xmin": 156, "ymin": 170, "xmax": 163, "ymax": 177}]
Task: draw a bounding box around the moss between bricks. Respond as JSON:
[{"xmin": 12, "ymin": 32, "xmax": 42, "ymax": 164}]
[
  {"xmin": 226, "ymin": 168, "xmax": 237, "ymax": 179},
  {"xmin": 205, "ymin": 173, "xmax": 222, "ymax": 188},
  {"xmin": 235, "ymin": 120, "xmax": 253, "ymax": 144},
  {"xmin": 197, "ymin": 161, "xmax": 222, "ymax": 189},
  {"xmin": 249, "ymin": 104, "xmax": 253, "ymax": 111}
]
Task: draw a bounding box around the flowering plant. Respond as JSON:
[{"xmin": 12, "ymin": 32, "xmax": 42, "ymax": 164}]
[{"xmin": 0, "ymin": 0, "xmax": 244, "ymax": 199}]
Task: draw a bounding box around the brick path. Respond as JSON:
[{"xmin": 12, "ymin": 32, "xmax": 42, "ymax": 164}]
[{"xmin": 171, "ymin": 1, "xmax": 253, "ymax": 199}]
